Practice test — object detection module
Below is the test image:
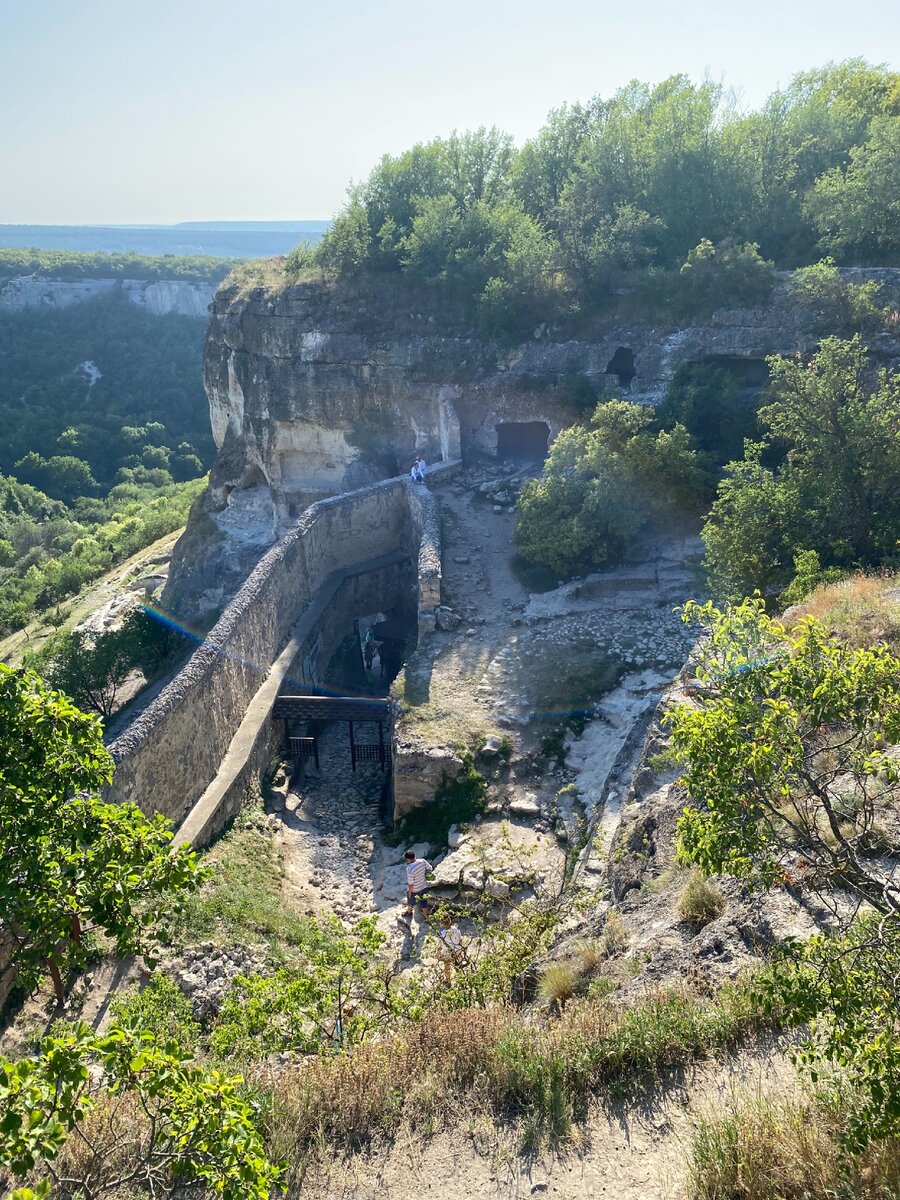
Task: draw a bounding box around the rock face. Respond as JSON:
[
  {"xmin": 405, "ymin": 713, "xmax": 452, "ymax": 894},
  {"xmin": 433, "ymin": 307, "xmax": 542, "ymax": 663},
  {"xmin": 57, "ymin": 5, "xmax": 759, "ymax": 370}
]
[
  {"xmin": 0, "ymin": 275, "xmax": 215, "ymax": 316},
  {"xmin": 166, "ymin": 268, "xmax": 900, "ymax": 619}
]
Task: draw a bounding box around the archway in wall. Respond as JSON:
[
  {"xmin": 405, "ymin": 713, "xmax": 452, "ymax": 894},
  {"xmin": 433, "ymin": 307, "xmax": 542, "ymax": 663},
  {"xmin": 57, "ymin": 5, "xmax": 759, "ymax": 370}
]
[
  {"xmin": 605, "ymin": 347, "xmax": 636, "ymax": 388},
  {"xmin": 496, "ymin": 421, "xmax": 550, "ymax": 461}
]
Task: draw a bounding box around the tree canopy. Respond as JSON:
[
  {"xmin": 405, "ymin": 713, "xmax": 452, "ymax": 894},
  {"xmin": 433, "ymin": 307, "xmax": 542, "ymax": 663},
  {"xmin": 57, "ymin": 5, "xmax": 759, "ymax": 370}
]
[
  {"xmin": 0, "ymin": 664, "xmax": 203, "ymax": 1003},
  {"xmin": 295, "ymin": 61, "xmax": 900, "ymax": 333},
  {"xmin": 702, "ymin": 337, "xmax": 900, "ymax": 600}
]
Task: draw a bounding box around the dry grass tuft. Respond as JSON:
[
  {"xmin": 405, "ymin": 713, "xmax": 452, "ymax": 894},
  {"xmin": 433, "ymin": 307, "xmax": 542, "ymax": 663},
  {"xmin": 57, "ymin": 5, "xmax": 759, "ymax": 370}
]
[
  {"xmin": 573, "ymin": 938, "xmax": 605, "ymax": 975},
  {"xmin": 687, "ymin": 1092, "xmax": 900, "ymax": 1200},
  {"xmin": 260, "ymin": 978, "xmax": 773, "ymax": 1175},
  {"xmin": 537, "ymin": 961, "xmax": 579, "ymax": 1010},
  {"xmin": 600, "ymin": 910, "xmax": 629, "ymax": 958},
  {"xmin": 786, "ymin": 573, "xmax": 900, "ymax": 654},
  {"xmin": 678, "ymin": 872, "xmax": 726, "ymax": 928}
]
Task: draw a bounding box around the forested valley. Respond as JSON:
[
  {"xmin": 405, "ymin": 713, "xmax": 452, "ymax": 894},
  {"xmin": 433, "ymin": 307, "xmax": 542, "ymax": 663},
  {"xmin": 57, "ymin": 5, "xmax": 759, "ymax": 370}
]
[{"xmin": 0, "ymin": 281, "xmax": 214, "ymax": 636}]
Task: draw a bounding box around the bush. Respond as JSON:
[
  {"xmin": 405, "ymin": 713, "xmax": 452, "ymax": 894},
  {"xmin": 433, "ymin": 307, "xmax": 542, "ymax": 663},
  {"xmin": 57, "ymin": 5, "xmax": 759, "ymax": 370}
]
[
  {"xmin": 655, "ymin": 362, "xmax": 760, "ymax": 465},
  {"xmin": 391, "ymin": 755, "xmax": 487, "ymax": 847},
  {"xmin": 788, "ymin": 257, "xmax": 888, "ymax": 334},
  {"xmin": 515, "ymin": 400, "xmax": 711, "ymax": 577},
  {"xmin": 678, "ymin": 871, "xmax": 725, "ymax": 927},
  {"xmin": 675, "ymin": 239, "xmax": 775, "ymax": 316},
  {"xmin": 111, "ymin": 974, "xmax": 201, "ymax": 1051}
]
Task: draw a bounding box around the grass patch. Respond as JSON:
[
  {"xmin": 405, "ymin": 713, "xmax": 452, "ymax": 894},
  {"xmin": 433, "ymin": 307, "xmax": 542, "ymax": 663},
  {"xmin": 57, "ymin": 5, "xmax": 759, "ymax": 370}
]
[
  {"xmin": 647, "ymin": 745, "xmax": 680, "ymax": 775},
  {"xmin": 678, "ymin": 872, "xmax": 726, "ymax": 928},
  {"xmin": 785, "ymin": 572, "xmax": 900, "ymax": 654},
  {"xmin": 111, "ymin": 973, "xmax": 201, "ymax": 1051},
  {"xmin": 260, "ymin": 974, "xmax": 778, "ymax": 1174},
  {"xmin": 687, "ymin": 1092, "xmax": 900, "ymax": 1200},
  {"xmin": 389, "ymin": 756, "xmax": 487, "ymax": 848},
  {"xmin": 172, "ymin": 801, "xmax": 313, "ymax": 955}
]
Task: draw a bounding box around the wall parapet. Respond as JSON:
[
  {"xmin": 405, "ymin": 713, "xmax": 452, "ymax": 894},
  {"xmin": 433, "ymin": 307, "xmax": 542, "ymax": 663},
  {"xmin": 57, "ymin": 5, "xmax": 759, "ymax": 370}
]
[{"xmin": 107, "ymin": 464, "xmax": 458, "ymax": 840}]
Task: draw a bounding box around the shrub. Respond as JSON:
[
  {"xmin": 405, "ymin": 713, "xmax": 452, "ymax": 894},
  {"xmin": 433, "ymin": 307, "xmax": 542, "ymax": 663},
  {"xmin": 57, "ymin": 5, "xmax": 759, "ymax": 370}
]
[
  {"xmin": 110, "ymin": 973, "xmax": 201, "ymax": 1051},
  {"xmin": 515, "ymin": 399, "xmax": 711, "ymax": 577},
  {"xmin": 777, "ymin": 548, "xmax": 846, "ymax": 608},
  {"xmin": 391, "ymin": 755, "xmax": 487, "ymax": 847},
  {"xmin": 678, "ymin": 871, "xmax": 725, "ymax": 927},
  {"xmin": 537, "ymin": 961, "xmax": 579, "ymax": 1010},
  {"xmin": 675, "ymin": 239, "xmax": 775, "ymax": 316},
  {"xmin": 789, "ymin": 257, "xmax": 888, "ymax": 334}
]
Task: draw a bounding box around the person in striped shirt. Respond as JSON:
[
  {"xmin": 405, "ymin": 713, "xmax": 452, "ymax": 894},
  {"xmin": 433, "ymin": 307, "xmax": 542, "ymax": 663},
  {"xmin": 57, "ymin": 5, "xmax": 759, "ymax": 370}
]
[{"xmin": 402, "ymin": 849, "xmax": 432, "ymax": 921}]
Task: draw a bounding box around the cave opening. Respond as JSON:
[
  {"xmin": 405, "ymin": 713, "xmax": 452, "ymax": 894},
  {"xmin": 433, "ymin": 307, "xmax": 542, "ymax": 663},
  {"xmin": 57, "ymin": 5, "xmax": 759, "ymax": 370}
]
[
  {"xmin": 496, "ymin": 421, "xmax": 550, "ymax": 461},
  {"xmin": 605, "ymin": 347, "xmax": 636, "ymax": 388}
]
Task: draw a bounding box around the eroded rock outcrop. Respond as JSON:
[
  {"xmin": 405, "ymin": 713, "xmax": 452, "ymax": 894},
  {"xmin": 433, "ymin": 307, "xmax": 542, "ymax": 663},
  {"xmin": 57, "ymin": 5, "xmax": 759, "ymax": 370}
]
[{"xmin": 165, "ymin": 269, "xmax": 900, "ymax": 621}]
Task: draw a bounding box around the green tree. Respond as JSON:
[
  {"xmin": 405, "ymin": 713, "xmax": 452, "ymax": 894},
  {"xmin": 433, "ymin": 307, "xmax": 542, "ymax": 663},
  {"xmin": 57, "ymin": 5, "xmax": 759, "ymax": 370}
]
[
  {"xmin": 0, "ymin": 1022, "xmax": 282, "ymax": 1197},
  {"xmin": 806, "ymin": 114, "xmax": 900, "ymax": 263},
  {"xmin": 515, "ymin": 400, "xmax": 711, "ymax": 576},
  {"xmin": 13, "ymin": 453, "xmax": 98, "ymax": 505},
  {"xmin": 31, "ymin": 625, "xmax": 136, "ymax": 720},
  {"xmin": 670, "ymin": 597, "xmax": 900, "ymax": 911},
  {"xmin": 317, "ymin": 196, "xmax": 371, "ymax": 275},
  {"xmin": 0, "ymin": 664, "xmax": 203, "ymax": 1003},
  {"xmin": 669, "ymin": 597, "xmax": 900, "ymax": 1151},
  {"xmin": 702, "ymin": 338, "xmax": 900, "ymax": 598}
]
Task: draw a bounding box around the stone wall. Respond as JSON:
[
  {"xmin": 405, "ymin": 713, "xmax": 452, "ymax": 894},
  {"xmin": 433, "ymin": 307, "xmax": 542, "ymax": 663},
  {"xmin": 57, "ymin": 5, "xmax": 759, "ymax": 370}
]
[
  {"xmin": 167, "ymin": 267, "xmax": 900, "ymax": 624},
  {"xmin": 108, "ymin": 468, "xmax": 455, "ymax": 841}
]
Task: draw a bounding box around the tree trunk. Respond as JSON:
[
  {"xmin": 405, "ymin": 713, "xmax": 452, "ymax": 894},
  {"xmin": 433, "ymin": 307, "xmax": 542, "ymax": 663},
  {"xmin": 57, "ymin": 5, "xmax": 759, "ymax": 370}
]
[{"xmin": 47, "ymin": 957, "xmax": 65, "ymax": 1007}]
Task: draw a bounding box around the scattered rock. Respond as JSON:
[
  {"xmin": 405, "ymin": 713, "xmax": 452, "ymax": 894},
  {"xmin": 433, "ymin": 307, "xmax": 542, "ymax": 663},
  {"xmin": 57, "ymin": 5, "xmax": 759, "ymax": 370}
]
[
  {"xmin": 435, "ymin": 605, "xmax": 461, "ymax": 631},
  {"xmin": 480, "ymin": 735, "xmax": 504, "ymax": 758},
  {"xmin": 509, "ymin": 794, "xmax": 541, "ymax": 817},
  {"xmin": 447, "ymin": 823, "xmax": 467, "ymax": 849}
]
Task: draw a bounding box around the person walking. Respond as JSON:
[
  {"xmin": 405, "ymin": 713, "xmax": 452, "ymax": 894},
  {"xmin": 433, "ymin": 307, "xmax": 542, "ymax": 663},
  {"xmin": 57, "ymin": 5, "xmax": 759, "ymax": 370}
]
[{"xmin": 401, "ymin": 848, "xmax": 432, "ymax": 922}]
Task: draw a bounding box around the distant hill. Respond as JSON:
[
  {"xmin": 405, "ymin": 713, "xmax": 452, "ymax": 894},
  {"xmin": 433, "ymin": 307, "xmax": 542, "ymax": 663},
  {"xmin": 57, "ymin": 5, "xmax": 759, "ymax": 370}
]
[{"xmin": 0, "ymin": 222, "xmax": 329, "ymax": 259}]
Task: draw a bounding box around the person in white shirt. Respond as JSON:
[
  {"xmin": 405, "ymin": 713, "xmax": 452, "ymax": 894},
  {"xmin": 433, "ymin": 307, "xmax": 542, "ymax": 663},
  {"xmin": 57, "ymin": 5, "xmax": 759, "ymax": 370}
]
[
  {"xmin": 437, "ymin": 912, "xmax": 465, "ymax": 982},
  {"xmin": 410, "ymin": 455, "xmax": 427, "ymax": 483},
  {"xmin": 402, "ymin": 849, "xmax": 432, "ymax": 920}
]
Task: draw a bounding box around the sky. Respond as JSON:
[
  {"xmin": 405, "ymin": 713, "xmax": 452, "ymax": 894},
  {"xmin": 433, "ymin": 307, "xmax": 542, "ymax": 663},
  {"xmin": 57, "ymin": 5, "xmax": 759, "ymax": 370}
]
[{"xmin": 1, "ymin": 0, "xmax": 898, "ymax": 225}]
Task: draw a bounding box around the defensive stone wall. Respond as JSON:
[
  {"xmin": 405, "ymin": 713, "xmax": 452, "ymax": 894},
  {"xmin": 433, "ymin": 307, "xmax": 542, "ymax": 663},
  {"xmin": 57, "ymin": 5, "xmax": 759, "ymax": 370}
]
[{"xmin": 107, "ymin": 466, "xmax": 455, "ymax": 842}]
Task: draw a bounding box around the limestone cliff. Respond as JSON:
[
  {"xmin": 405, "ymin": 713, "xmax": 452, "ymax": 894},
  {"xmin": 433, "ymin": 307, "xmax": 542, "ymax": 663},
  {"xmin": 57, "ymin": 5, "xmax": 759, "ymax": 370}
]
[
  {"xmin": 0, "ymin": 275, "xmax": 215, "ymax": 316},
  {"xmin": 165, "ymin": 268, "xmax": 900, "ymax": 621}
]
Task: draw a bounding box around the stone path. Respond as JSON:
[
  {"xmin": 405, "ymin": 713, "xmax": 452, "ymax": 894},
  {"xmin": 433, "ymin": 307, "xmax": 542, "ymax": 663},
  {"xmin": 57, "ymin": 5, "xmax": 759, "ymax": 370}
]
[{"xmin": 269, "ymin": 721, "xmax": 387, "ymax": 923}]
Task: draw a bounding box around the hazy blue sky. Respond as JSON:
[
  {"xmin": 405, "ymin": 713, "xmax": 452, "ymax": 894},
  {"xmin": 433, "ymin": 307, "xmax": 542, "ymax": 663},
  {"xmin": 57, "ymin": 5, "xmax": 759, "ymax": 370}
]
[{"xmin": 1, "ymin": 0, "xmax": 897, "ymax": 225}]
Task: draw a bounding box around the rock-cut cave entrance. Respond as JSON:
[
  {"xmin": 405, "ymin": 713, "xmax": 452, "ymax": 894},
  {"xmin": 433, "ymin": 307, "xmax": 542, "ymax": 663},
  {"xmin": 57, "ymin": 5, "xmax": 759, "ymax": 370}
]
[
  {"xmin": 605, "ymin": 347, "xmax": 636, "ymax": 389},
  {"xmin": 496, "ymin": 421, "xmax": 550, "ymax": 461}
]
